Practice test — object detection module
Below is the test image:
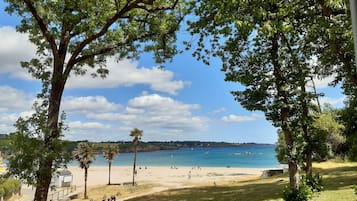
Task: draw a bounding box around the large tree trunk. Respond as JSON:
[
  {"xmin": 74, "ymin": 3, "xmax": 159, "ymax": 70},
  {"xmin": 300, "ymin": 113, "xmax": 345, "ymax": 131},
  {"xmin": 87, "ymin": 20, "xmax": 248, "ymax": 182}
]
[
  {"xmin": 271, "ymin": 34, "xmax": 300, "ymax": 190},
  {"xmin": 34, "ymin": 61, "xmax": 65, "ymax": 201},
  {"xmin": 33, "ymin": 159, "xmax": 53, "ymax": 201},
  {"xmin": 283, "ymin": 127, "xmax": 300, "ymax": 189},
  {"xmin": 301, "ymin": 75, "xmax": 312, "ymax": 177},
  {"xmin": 288, "ymin": 162, "xmax": 299, "ymax": 189}
]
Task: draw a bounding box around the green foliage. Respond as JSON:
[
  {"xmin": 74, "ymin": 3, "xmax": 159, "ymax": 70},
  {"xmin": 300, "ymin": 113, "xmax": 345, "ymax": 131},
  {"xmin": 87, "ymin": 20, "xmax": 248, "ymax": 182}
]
[
  {"xmin": 311, "ymin": 106, "xmax": 345, "ymax": 160},
  {"xmin": 353, "ymin": 186, "xmax": 357, "ymax": 195},
  {"xmin": 275, "ymin": 130, "xmax": 306, "ymax": 165},
  {"xmin": 283, "ymin": 183, "xmax": 313, "ymax": 201},
  {"xmin": 0, "ymin": 178, "xmax": 21, "ymax": 198},
  {"xmin": 7, "ymin": 103, "xmax": 70, "ymax": 186},
  {"xmin": 103, "ymin": 144, "xmax": 120, "ymax": 163},
  {"xmin": 283, "ymin": 173, "xmax": 323, "ymax": 201},
  {"xmin": 130, "ymin": 128, "xmax": 143, "ymax": 146},
  {"xmin": 304, "ymin": 173, "xmax": 324, "ymax": 192},
  {"xmin": 72, "ymin": 142, "xmax": 96, "ymax": 169},
  {"xmin": 4, "ymin": 1, "xmax": 189, "ymax": 198},
  {"xmin": 339, "ymin": 97, "xmax": 357, "ymax": 161},
  {"xmin": 4, "ymin": 0, "xmax": 190, "ymax": 80}
]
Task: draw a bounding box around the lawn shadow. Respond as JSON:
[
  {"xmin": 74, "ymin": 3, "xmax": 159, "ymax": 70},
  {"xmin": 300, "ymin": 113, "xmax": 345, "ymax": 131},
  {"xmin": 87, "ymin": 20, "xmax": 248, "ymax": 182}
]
[
  {"xmin": 313, "ymin": 166, "xmax": 357, "ymax": 191},
  {"xmin": 126, "ymin": 179, "xmax": 287, "ymax": 201}
]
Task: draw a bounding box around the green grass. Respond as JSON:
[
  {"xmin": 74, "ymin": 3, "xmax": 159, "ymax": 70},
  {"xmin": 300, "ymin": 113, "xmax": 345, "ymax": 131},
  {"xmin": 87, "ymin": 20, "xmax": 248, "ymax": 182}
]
[{"xmin": 127, "ymin": 162, "xmax": 357, "ymax": 201}]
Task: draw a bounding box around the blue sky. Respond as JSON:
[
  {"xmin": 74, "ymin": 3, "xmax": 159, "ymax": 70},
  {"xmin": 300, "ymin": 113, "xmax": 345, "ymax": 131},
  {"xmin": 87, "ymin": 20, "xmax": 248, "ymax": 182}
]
[{"xmin": 0, "ymin": 1, "xmax": 345, "ymax": 143}]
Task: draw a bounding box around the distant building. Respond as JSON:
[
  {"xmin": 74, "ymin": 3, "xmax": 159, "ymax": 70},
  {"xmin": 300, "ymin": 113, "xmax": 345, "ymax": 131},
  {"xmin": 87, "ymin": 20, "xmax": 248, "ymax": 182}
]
[{"xmin": 51, "ymin": 169, "xmax": 73, "ymax": 187}]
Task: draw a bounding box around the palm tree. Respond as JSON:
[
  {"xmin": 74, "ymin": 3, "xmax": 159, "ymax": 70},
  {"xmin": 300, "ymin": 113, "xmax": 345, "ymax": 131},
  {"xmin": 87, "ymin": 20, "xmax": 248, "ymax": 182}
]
[
  {"xmin": 73, "ymin": 142, "xmax": 95, "ymax": 199},
  {"xmin": 130, "ymin": 128, "xmax": 143, "ymax": 186},
  {"xmin": 103, "ymin": 144, "xmax": 119, "ymax": 185}
]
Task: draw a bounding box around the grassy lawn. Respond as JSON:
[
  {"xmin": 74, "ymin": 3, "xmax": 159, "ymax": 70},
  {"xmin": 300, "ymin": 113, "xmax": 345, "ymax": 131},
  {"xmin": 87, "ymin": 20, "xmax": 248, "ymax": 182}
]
[{"xmin": 127, "ymin": 161, "xmax": 357, "ymax": 201}]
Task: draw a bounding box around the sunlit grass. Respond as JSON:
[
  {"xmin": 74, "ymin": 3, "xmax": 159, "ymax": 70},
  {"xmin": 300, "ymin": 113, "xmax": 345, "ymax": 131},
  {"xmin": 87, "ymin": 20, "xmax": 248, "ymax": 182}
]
[
  {"xmin": 127, "ymin": 161, "xmax": 357, "ymax": 201},
  {"xmin": 72, "ymin": 183, "xmax": 156, "ymax": 201}
]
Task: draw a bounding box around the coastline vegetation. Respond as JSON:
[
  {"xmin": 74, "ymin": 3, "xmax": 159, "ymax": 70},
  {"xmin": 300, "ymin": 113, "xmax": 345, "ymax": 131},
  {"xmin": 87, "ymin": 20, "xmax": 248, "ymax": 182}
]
[{"xmin": 0, "ymin": 133, "xmax": 272, "ymax": 156}]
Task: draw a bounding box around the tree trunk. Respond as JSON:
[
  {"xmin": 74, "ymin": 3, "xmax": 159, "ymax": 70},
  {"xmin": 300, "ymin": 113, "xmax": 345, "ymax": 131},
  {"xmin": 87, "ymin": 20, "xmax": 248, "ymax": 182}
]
[
  {"xmin": 33, "ymin": 159, "xmax": 52, "ymax": 201},
  {"xmin": 108, "ymin": 161, "xmax": 111, "ymax": 185},
  {"xmin": 288, "ymin": 162, "xmax": 299, "ymax": 190},
  {"xmin": 34, "ymin": 74, "xmax": 65, "ymax": 201},
  {"xmin": 33, "ymin": 59, "xmax": 66, "ymax": 200},
  {"xmin": 84, "ymin": 167, "xmax": 88, "ymax": 199},
  {"xmin": 271, "ymin": 34, "xmax": 300, "ymax": 190},
  {"xmin": 132, "ymin": 144, "xmax": 137, "ymax": 186},
  {"xmin": 283, "ymin": 128, "xmax": 300, "ymax": 189},
  {"xmin": 306, "ymin": 151, "xmax": 313, "ymax": 177}
]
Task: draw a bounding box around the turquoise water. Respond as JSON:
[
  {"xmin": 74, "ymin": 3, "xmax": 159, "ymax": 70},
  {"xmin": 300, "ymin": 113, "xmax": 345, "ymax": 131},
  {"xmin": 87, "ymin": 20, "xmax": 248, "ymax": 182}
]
[{"xmin": 70, "ymin": 145, "xmax": 280, "ymax": 168}]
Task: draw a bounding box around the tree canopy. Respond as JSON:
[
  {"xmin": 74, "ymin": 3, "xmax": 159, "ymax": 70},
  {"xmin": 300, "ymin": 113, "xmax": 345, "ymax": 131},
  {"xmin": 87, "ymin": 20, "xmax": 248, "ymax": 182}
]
[{"xmin": 4, "ymin": 0, "xmax": 190, "ymax": 200}]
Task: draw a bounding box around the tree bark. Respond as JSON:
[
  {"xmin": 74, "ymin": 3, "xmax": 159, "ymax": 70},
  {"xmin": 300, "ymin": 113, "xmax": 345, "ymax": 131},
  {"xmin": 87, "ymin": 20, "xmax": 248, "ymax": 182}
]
[
  {"xmin": 34, "ymin": 61, "xmax": 65, "ymax": 201},
  {"xmin": 288, "ymin": 161, "xmax": 299, "ymax": 190},
  {"xmin": 271, "ymin": 34, "xmax": 299, "ymax": 190},
  {"xmin": 301, "ymin": 74, "xmax": 312, "ymax": 177},
  {"xmin": 33, "ymin": 159, "xmax": 53, "ymax": 201}
]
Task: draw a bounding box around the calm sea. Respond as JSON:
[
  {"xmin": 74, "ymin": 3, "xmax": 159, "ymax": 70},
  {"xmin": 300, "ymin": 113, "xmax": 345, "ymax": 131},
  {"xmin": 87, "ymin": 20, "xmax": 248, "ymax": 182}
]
[{"xmin": 70, "ymin": 145, "xmax": 280, "ymax": 168}]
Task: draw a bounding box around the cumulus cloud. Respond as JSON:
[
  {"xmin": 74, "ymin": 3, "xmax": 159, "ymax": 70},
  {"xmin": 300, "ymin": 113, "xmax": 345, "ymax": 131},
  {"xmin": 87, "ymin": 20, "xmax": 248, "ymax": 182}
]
[
  {"xmin": 210, "ymin": 107, "xmax": 227, "ymax": 114},
  {"xmin": 221, "ymin": 114, "xmax": 259, "ymax": 123},
  {"xmin": 319, "ymin": 97, "xmax": 345, "ymax": 106},
  {"xmin": 67, "ymin": 58, "xmax": 186, "ymax": 95},
  {"xmin": 0, "ymin": 26, "xmax": 37, "ymax": 80},
  {"xmin": 87, "ymin": 94, "xmax": 209, "ymax": 135},
  {"xmin": 0, "ymin": 27, "xmax": 186, "ymax": 95},
  {"xmin": 0, "ymin": 86, "xmax": 33, "ymax": 112},
  {"xmin": 68, "ymin": 121, "xmax": 112, "ymax": 130},
  {"xmin": 61, "ymin": 96, "xmax": 121, "ymax": 114}
]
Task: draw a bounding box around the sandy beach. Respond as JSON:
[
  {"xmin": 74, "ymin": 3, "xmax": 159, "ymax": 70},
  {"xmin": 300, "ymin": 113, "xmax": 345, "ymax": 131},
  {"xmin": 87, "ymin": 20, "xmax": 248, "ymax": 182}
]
[{"xmin": 68, "ymin": 165, "xmax": 266, "ymax": 188}]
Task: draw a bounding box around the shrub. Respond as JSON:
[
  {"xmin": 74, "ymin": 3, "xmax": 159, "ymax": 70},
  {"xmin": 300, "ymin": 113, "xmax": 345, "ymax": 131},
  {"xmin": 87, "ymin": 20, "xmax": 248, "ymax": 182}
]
[
  {"xmin": 304, "ymin": 173, "xmax": 323, "ymax": 192},
  {"xmin": 353, "ymin": 186, "xmax": 357, "ymax": 195},
  {"xmin": 0, "ymin": 178, "xmax": 21, "ymax": 198},
  {"xmin": 283, "ymin": 183, "xmax": 313, "ymax": 201}
]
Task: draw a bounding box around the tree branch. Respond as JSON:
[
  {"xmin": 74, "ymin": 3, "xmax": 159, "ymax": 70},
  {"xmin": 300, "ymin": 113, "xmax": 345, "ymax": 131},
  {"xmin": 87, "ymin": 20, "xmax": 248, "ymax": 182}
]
[
  {"xmin": 23, "ymin": 0, "xmax": 58, "ymax": 56},
  {"xmin": 63, "ymin": 31, "xmax": 157, "ymax": 79},
  {"xmin": 134, "ymin": 0, "xmax": 179, "ymax": 12},
  {"xmin": 66, "ymin": 0, "xmax": 146, "ymax": 71}
]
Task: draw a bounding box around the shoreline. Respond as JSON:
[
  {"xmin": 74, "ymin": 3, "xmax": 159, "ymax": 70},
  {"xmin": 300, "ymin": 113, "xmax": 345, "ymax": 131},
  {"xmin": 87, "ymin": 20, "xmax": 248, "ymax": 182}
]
[{"xmin": 67, "ymin": 165, "xmax": 268, "ymax": 188}]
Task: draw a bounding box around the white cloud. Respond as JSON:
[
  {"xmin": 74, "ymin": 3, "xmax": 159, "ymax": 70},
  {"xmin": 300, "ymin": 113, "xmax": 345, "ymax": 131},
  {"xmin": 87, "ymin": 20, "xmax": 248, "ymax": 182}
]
[
  {"xmin": 0, "ymin": 26, "xmax": 37, "ymax": 80},
  {"xmin": 87, "ymin": 94, "xmax": 209, "ymax": 135},
  {"xmin": 210, "ymin": 107, "xmax": 227, "ymax": 114},
  {"xmin": 67, "ymin": 58, "xmax": 187, "ymax": 95},
  {"xmin": 319, "ymin": 97, "xmax": 345, "ymax": 106},
  {"xmin": 0, "ymin": 27, "xmax": 186, "ymax": 95},
  {"xmin": 221, "ymin": 114, "xmax": 259, "ymax": 123},
  {"xmin": 61, "ymin": 96, "xmax": 120, "ymax": 114},
  {"xmin": 0, "ymin": 86, "xmax": 33, "ymax": 112},
  {"xmin": 68, "ymin": 121, "xmax": 111, "ymax": 130}
]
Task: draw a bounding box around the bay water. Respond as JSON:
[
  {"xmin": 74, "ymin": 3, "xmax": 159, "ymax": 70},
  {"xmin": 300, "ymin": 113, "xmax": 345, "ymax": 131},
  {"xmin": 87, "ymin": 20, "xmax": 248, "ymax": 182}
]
[{"xmin": 70, "ymin": 145, "xmax": 280, "ymax": 168}]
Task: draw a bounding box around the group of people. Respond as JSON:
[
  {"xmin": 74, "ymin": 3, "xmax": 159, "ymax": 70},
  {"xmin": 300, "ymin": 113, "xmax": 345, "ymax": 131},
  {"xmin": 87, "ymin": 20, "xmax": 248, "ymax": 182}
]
[{"xmin": 102, "ymin": 195, "xmax": 116, "ymax": 201}]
